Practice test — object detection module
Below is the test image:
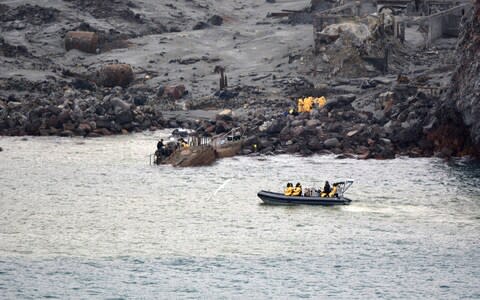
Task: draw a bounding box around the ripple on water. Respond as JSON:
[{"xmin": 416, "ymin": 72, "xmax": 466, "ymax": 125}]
[{"xmin": 0, "ymin": 134, "xmax": 479, "ymax": 298}]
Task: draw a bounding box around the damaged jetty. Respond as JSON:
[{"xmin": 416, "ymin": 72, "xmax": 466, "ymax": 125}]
[{"xmin": 153, "ymin": 127, "xmax": 245, "ymax": 167}]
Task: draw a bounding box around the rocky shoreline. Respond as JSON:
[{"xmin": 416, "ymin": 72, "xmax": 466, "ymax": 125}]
[{"xmin": 1, "ymin": 0, "xmax": 479, "ymax": 159}]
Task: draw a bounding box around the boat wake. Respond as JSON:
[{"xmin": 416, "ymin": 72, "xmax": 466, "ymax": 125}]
[{"xmin": 207, "ymin": 179, "xmax": 232, "ymax": 201}]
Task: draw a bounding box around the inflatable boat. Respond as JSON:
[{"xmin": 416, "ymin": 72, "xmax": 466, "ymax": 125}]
[{"xmin": 258, "ymin": 180, "xmax": 354, "ymax": 206}]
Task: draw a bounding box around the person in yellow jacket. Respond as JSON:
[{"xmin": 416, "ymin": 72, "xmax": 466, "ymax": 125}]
[
  {"xmin": 292, "ymin": 182, "xmax": 302, "ymax": 196},
  {"xmin": 178, "ymin": 138, "xmax": 189, "ymax": 149},
  {"xmin": 284, "ymin": 183, "xmax": 293, "ymax": 196},
  {"xmin": 316, "ymin": 96, "xmax": 327, "ymax": 108},
  {"xmin": 329, "ymin": 183, "xmax": 338, "ymax": 198},
  {"xmin": 297, "ymin": 98, "xmax": 304, "ymax": 113},
  {"xmin": 303, "ymin": 96, "xmax": 314, "ymax": 112}
]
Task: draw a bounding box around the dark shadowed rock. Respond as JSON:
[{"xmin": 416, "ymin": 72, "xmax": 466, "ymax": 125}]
[
  {"xmin": 110, "ymin": 97, "xmax": 131, "ymax": 112},
  {"xmin": 266, "ymin": 118, "xmax": 286, "ymax": 134},
  {"xmin": 307, "ymin": 137, "xmax": 323, "ymax": 151},
  {"xmin": 156, "ymin": 85, "xmax": 165, "ymax": 97},
  {"xmin": 287, "ymin": 143, "xmax": 300, "ymax": 153},
  {"xmin": 215, "ymin": 89, "xmax": 238, "ymax": 100},
  {"xmin": 72, "ymin": 78, "xmax": 96, "ymax": 91},
  {"xmin": 291, "ymin": 126, "xmax": 304, "ymax": 137},
  {"xmin": 134, "ymin": 94, "xmax": 147, "ymax": 106},
  {"xmin": 193, "ymin": 21, "xmax": 209, "ymax": 30},
  {"xmin": 165, "ymin": 84, "xmax": 186, "ymax": 99},
  {"xmin": 324, "ymin": 137, "xmax": 340, "ymax": 148},
  {"xmin": 115, "ymin": 110, "xmax": 133, "ymax": 125},
  {"xmin": 325, "ymin": 94, "xmax": 356, "ymax": 109},
  {"xmin": 305, "ymin": 119, "xmax": 320, "ymax": 128},
  {"xmin": 208, "ymin": 15, "xmax": 223, "ymax": 26},
  {"xmin": 76, "ymin": 122, "xmax": 92, "ymax": 135},
  {"xmin": 434, "ymin": 2, "xmax": 480, "ymax": 154},
  {"xmin": 59, "ymin": 130, "xmax": 74, "ymax": 137}
]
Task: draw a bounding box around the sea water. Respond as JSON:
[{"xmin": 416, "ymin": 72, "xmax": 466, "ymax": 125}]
[{"xmin": 0, "ymin": 132, "xmax": 479, "ymax": 299}]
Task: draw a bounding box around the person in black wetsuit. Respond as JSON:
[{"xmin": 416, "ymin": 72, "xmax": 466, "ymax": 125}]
[
  {"xmin": 157, "ymin": 139, "xmax": 164, "ymax": 154},
  {"xmin": 321, "ymin": 181, "xmax": 331, "ymax": 197}
]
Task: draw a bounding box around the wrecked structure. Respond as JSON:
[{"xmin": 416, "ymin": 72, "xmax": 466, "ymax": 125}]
[{"xmin": 312, "ymin": 0, "xmax": 471, "ymax": 55}]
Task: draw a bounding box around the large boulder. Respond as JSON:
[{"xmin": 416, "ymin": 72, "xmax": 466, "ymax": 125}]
[
  {"xmin": 266, "ymin": 118, "xmax": 286, "ymax": 134},
  {"xmin": 115, "ymin": 110, "xmax": 134, "ymax": 125},
  {"xmin": 323, "ymin": 137, "xmax": 340, "ymax": 148},
  {"xmin": 110, "ymin": 97, "xmax": 131, "ymax": 112}
]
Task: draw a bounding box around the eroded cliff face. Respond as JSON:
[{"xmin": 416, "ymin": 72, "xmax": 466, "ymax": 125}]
[{"xmin": 430, "ymin": 1, "xmax": 480, "ymax": 156}]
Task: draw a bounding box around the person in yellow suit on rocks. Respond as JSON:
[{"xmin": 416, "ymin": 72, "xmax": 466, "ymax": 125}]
[
  {"xmin": 303, "ymin": 96, "xmax": 314, "ymax": 112},
  {"xmin": 315, "ymin": 96, "xmax": 327, "ymax": 108},
  {"xmin": 297, "ymin": 98, "xmax": 304, "ymax": 113},
  {"xmin": 284, "ymin": 183, "xmax": 293, "ymax": 196}
]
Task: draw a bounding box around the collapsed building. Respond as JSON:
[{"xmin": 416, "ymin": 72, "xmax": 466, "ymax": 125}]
[{"xmin": 312, "ymin": 0, "xmax": 472, "ymax": 75}]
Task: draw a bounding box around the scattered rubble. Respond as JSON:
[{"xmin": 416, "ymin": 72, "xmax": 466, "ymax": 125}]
[{"xmin": 0, "ymin": 0, "xmax": 478, "ymax": 160}]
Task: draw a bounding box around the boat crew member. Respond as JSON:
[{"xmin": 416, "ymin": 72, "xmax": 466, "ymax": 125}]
[
  {"xmin": 329, "ymin": 183, "xmax": 338, "ymax": 198},
  {"xmin": 157, "ymin": 139, "xmax": 164, "ymax": 151},
  {"xmin": 156, "ymin": 138, "xmax": 166, "ymax": 157},
  {"xmin": 284, "ymin": 183, "xmax": 293, "ymax": 196},
  {"xmin": 292, "ymin": 182, "xmax": 302, "ymax": 196},
  {"xmin": 178, "ymin": 138, "xmax": 189, "ymax": 149},
  {"xmin": 321, "ymin": 181, "xmax": 331, "ymax": 197}
]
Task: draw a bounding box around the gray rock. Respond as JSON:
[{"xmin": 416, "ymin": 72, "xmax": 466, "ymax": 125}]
[
  {"xmin": 7, "ymin": 102, "xmax": 22, "ymax": 110},
  {"xmin": 307, "ymin": 137, "xmax": 323, "ymax": 151},
  {"xmin": 337, "ymin": 94, "xmax": 356, "ymax": 103},
  {"xmin": 134, "ymin": 94, "xmax": 147, "ymax": 106},
  {"xmin": 208, "ymin": 15, "xmax": 223, "ymax": 26},
  {"xmin": 291, "ymin": 126, "xmax": 305, "ymax": 137},
  {"xmin": 266, "ymin": 118, "xmax": 286, "ymax": 134},
  {"xmin": 324, "ymin": 137, "xmax": 340, "ymax": 148},
  {"xmin": 291, "ymin": 119, "xmax": 303, "ymax": 127},
  {"xmin": 306, "ymin": 119, "xmax": 320, "ymax": 128},
  {"xmin": 110, "ymin": 97, "xmax": 131, "ymax": 114}
]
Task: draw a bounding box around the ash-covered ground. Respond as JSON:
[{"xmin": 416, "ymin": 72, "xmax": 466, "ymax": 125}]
[{"xmin": 0, "ymin": 0, "xmax": 478, "ymax": 158}]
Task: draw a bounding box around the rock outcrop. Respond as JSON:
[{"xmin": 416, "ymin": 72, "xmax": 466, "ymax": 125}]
[{"xmin": 429, "ymin": 1, "xmax": 480, "ymax": 156}]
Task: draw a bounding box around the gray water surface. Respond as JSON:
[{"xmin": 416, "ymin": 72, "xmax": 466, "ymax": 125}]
[{"xmin": 0, "ymin": 133, "xmax": 479, "ymax": 299}]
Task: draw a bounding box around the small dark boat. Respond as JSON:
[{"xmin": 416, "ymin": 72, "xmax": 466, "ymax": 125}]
[{"xmin": 258, "ymin": 180, "xmax": 354, "ymax": 206}]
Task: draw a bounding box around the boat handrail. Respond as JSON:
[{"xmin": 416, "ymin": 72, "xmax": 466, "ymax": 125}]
[
  {"xmin": 303, "ymin": 179, "xmax": 353, "ymax": 197},
  {"xmin": 211, "ymin": 127, "xmax": 244, "ymax": 147},
  {"xmin": 336, "ymin": 179, "xmax": 354, "ymax": 196},
  {"xmin": 212, "ymin": 127, "xmax": 244, "ymax": 140}
]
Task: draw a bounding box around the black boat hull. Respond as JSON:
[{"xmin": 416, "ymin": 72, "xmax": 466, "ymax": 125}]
[{"xmin": 257, "ymin": 190, "xmax": 351, "ymax": 206}]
